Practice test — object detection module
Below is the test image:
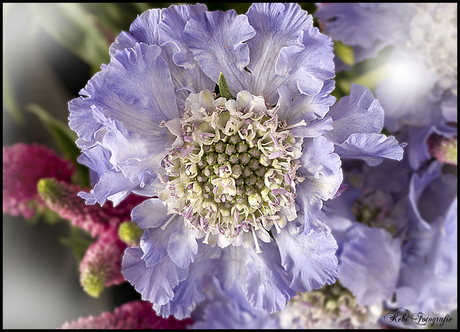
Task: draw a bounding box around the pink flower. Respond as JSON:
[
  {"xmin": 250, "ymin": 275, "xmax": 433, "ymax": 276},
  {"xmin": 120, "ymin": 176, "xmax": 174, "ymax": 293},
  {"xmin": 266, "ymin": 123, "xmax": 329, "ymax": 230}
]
[
  {"xmin": 37, "ymin": 178, "xmax": 148, "ymax": 296},
  {"xmin": 427, "ymin": 133, "xmax": 457, "ymax": 165},
  {"xmin": 3, "ymin": 143, "xmax": 74, "ymax": 218},
  {"xmin": 79, "ymin": 231, "xmax": 127, "ymax": 297},
  {"xmin": 61, "ymin": 300, "xmax": 193, "ymax": 329},
  {"xmin": 37, "ymin": 178, "xmax": 146, "ymax": 237}
]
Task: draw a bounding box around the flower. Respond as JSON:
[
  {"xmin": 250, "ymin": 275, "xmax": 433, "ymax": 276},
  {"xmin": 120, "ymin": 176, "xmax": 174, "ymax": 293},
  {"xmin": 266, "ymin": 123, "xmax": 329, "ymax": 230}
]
[
  {"xmin": 190, "ymin": 277, "xmax": 281, "ymax": 329},
  {"xmin": 324, "ymin": 158, "xmax": 457, "ymax": 320},
  {"xmin": 79, "ymin": 231, "xmax": 127, "ymax": 297},
  {"xmin": 427, "ymin": 133, "xmax": 457, "ymax": 165},
  {"xmin": 68, "ymin": 3, "xmax": 404, "ymax": 318},
  {"xmin": 277, "ymin": 282, "xmax": 383, "ymax": 329},
  {"xmin": 60, "ymin": 300, "xmax": 193, "ymax": 329},
  {"xmin": 38, "ymin": 178, "xmax": 146, "ymax": 238},
  {"xmin": 37, "ymin": 177, "xmax": 147, "ymax": 297},
  {"xmin": 3, "ymin": 143, "xmax": 74, "ymax": 219},
  {"xmin": 315, "ymin": 3, "xmax": 417, "ymax": 71},
  {"xmin": 315, "ymin": 3, "xmax": 458, "ymax": 170}
]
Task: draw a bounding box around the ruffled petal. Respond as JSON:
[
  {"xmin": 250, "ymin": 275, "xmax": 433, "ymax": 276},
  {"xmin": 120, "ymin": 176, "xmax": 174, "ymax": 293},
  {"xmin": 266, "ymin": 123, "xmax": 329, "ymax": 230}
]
[
  {"xmin": 68, "ymin": 67, "xmax": 108, "ymax": 142},
  {"xmin": 159, "ymin": 4, "xmax": 207, "ymax": 68},
  {"xmin": 100, "ymin": 118, "xmax": 173, "ymax": 182},
  {"xmin": 77, "ymin": 145, "xmax": 113, "ymax": 185},
  {"xmin": 338, "ymin": 224, "xmax": 402, "ymax": 306},
  {"xmin": 191, "ymin": 277, "xmax": 281, "ymax": 329},
  {"xmin": 245, "ymin": 3, "xmax": 312, "ymax": 98},
  {"xmin": 130, "ymin": 198, "xmax": 171, "ymax": 229},
  {"xmin": 140, "ymin": 224, "xmax": 177, "ymax": 268},
  {"xmin": 288, "ymin": 116, "xmax": 333, "ymax": 139},
  {"xmin": 106, "ymin": 43, "xmax": 179, "ymax": 130},
  {"xmin": 324, "ymin": 84, "xmax": 384, "ymax": 145},
  {"xmin": 276, "ymin": 80, "xmax": 336, "ymax": 125},
  {"xmin": 396, "ymin": 198, "xmax": 457, "ymax": 314},
  {"xmin": 295, "ymin": 169, "xmax": 343, "ymax": 233},
  {"xmin": 158, "ymin": 4, "xmax": 216, "ymax": 110},
  {"xmin": 333, "ymin": 133, "xmax": 405, "ymax": 166},
  {"xmin": 215, "ymin": 245, "xmax": 249, "ymax": 291},
  {"xmin": 128, "ymin": 9, "xmax": 161, "ymax": 45},
  {"xmin": 275, "ymin": 221, "xmax": 338, "ymax": 292},
  {"xmin": 299, "ymin": 136, "xmax": 342, "ymax": 178},
  {"xmin": 273, "ymin": 26, "xmax": 335, "ymax": 102},
  {"xmin": 167, "ymin": 221, "xmax": 198, "ymax": 269},
  {"xmin": 242, "ymin": 240, "xmax": 297, "ymax": 313},
  {"xmin": 183, "ymin": 9, "xmax": 256, "ymax": 95},
  {"xmin": 121, "ymin": 247, "xmax": 188, "ymax": 306},
  {"xmin": 78, "ymin": 170, "xmax": 142, "ymax": 206},
  {"xmin": 153, "ymin": 242, "xmax": 222, "ymax": 319}
]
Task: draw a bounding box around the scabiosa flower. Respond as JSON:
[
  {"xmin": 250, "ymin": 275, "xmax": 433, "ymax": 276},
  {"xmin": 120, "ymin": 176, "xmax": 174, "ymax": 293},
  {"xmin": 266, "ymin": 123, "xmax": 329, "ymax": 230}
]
[
  {"xmin": 68, "ymin": 3, "xmax": 404, "ymax": 318},
  {"xmin": 190, "ymin": 277, "xmax": 281, "ymax": 329},
  {"xmin": 60, "ymin": 300, "xmax": 193, "ymax": 329},
  {"xmin": 315, "ymin": 3, "xmax": 417, "ymax": 71},
  {"xmin": 325, "ymin": 158, "xmax": 457, "ymax": 319},
  {"xmin": 3, "ymin": 143, "xmax": 75, "ymax": 219},
  {"xmin": 278, "ymin": 282, "xmax": 383, "ymax": 329},
  {"xmin": 316, "ymin": 3, "xmax": 458, "ymax": 170}
]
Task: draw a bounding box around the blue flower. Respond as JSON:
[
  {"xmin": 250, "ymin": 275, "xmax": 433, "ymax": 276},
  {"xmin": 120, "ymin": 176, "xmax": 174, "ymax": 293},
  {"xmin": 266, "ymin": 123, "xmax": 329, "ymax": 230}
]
[
  {"xmin": 315, "ymin": 3, "xmax": 457, "ymax": 170},
  {"xmin": 325, "ymin": 159, "xmax": 457, "ymax": 316},
  {"xmin": 190, "ymin": 277, "xmax": 281, "ymax": 329},
  {"xmin": 396, "ymin": 162, "xmax": 457, "ymax": 314},
  {"xmin": 68, "ymin": 3, "xmax": 404, "ymax": 318},
  {"xmin": 314, "ymin": 3, "xmax": 417, "ymax": 70}
]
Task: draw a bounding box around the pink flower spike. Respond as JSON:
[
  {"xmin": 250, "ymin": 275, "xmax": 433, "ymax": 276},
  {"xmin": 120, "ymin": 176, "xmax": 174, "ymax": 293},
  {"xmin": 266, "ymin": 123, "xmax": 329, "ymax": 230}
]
[
  {"xmin": 37, "ymin": 178, "xmax": 147, "ymax": 238},
  {"xmin": 3, "ymin": 143, "xmax": 74, "ymax": 218},
  {"xmin": 79, "ymin": 231, "xmax": 127, "ymax": 297},
  {"xmin": 60, "ymin": 300, "xmax": 194, "ymax": 329}
]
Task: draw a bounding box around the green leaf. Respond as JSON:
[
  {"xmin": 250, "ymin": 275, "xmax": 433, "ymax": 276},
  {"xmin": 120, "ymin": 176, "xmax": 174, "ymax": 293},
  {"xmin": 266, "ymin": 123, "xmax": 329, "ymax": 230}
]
[
  {"xmin": 218, "ymin": 72, "xmax": 234, "ymax": 100},
  {"xmin": 3, "ymin": 62, "xmax": 25, "ymax": 125},
  {"xmin": 27, "ymin": 3, "xmax": 111, "ymax": 74},
  {"xmin": 333, "ymin": 40, "xmax": 355, "ymax": 67},
  {"xmin": 337, "ymin": 63, "xmax": 392, "ymax": 94},
  {"xmin": 26, "ymin": 104, "xmax": 90, "ymax": 188}
]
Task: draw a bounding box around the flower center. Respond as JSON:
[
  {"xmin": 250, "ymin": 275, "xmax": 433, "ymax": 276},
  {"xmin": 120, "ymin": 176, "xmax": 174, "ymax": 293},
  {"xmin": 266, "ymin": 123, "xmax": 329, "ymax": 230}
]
[
  {"xmin": 158, "ymin": 91, "xmax": 301, "ymax": 245},
  {"xmin": 351, "ymin": 188, "xmax": 399, "ymax": 235}
]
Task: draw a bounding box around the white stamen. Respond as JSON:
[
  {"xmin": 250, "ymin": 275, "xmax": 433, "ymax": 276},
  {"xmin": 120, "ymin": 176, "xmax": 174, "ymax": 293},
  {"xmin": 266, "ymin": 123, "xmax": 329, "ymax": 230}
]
[
  {"xmin": 161, "ymin": 214, "xmax": 177, "ymax": 230},
  {"xmin": 273, "ymin": 221, "xmax": 281, "ymax": 233},
  {"xmin": 182, "ymin": 145, "xmax": 194, "ymax": 157},
  {"xmin": 269, "ymin": 150, "xmax": 285, "ymax": 159},
  {"xmin": 284, "ymin": 173, "xmax": 291, "ymax": 185},
  {"xmin": 284, "ymin": 120, "xmax": 306, "ymax": 130},
  {"xmin": 203, "ymin": 232, "xmax": 211, "ymax": 244},
  {"xmin": 252, "ymin": 228, "xmax": 262, "ymax": 253},
  {"xmin": 272, "ymin": 188, "xmax": 288, "ymax": 195},
  {"xmin": 270, "ymin": 133, "xmax": 279, "ymax": 148}
]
